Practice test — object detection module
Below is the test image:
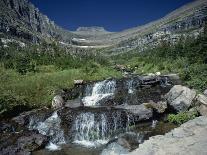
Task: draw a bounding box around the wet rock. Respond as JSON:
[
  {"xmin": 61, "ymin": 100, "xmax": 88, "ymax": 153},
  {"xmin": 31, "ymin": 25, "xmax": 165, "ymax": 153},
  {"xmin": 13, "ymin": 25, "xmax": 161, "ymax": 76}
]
[
  {"xmin": 101, "ymin": 142, "xmax": 129, "ymax": 155},
  {"xmin": 0, "ymin": 130, "xmax": 48, "ymax": 155},
  {"xmin": 144, "ymin": 100, "xmax": 167, "ymax": 113},
  {"xmin": 52, "ymin": 95, "xmax": 65, "ymax": 109},
  {"xmin": 116, "ymin": 104, "xmax": 153, "ymax": 121},
  {"xmin": 129, "ymin": 116, "xmax": 207, "ymax": 155},
  {"xmin": 12, "ymin": 108, "xmax": 53, "ymax": 127},
  {"xmin": 165, "ymin": 85, "xmax": 196, "ymax": 112},
  {"xmin": 195, "ymin": 94, "xmax": 207, "ymax": 116},
  {"xmin": 117, "ymin": 132, "xmax": 145, "ymax": 151},
  {"xmin": 65, "ymin": 98, "xmax": 83, "ymax": 108}
]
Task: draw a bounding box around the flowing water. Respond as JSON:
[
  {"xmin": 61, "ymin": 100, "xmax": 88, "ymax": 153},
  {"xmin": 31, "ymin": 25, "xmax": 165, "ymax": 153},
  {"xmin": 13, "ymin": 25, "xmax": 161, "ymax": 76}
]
[
  {"xmin": 82, "ymin": 80, "xmax": 116, "ymax": 106},
  {"xmin": 32, "ymin": 77, "xmax": 175, "ymax": 155}
]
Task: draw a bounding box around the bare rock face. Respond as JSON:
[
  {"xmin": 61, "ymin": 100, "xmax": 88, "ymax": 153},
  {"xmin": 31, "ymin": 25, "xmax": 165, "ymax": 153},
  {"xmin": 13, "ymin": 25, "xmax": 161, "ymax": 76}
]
[
  {"xmin": 129, "ymin": 116, "xmax": 207, "ymax": 155},
  {"xmin": 165, "ymin": 85, "xmax": 196, "ymax": 112},
  {"xmin": 144, "ymin": 100, "xmax": 167, "ymax": 114}
]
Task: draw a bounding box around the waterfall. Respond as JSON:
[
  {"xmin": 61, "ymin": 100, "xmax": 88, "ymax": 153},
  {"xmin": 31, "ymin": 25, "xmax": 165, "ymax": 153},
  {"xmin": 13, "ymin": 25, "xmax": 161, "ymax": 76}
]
[
  {"xmin": 29, "ymin": 111, "xmax": 65, "ymax": 150},
  {"xmin": 72, "ymin": 111, "xmax": 134, "ymax": 147},
  {"xmin": 126, "ymin": 79, "xmax": 134, "ymax": 94},
  {"xmin": 82, "ymin": 80, "xmax": 116, "ymax": 106}
]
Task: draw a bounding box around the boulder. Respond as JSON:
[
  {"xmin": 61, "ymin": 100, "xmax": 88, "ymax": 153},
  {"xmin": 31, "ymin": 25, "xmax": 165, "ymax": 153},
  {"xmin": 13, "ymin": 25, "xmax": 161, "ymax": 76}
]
[
  {"xmin": 129, "ymin": 116, "xmax": 207, "ymax": 155},
  {"xmin": 144, "ymin": 100, "xmax": 167, "ymax": 113},
  {"xmin": 204, "ymin": 89, "xmax": 207, "ymax": 96},
  {"xmin": 52, "ymin": 95, "xmax": 65, "ymax": 109},
  {"xmin": 165, "ymin": 85, "xmax": 196, "ymax": 112},
  {"xmin": 195, "ymin": 94, "xmax": 207, "ymax": 116}
]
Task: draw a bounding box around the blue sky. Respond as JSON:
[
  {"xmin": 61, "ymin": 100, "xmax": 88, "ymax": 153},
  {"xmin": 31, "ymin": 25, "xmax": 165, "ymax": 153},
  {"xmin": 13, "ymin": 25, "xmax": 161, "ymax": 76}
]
[{"xmin": 30, "ymin": 0, "xmax": 194, "ymax": 32}]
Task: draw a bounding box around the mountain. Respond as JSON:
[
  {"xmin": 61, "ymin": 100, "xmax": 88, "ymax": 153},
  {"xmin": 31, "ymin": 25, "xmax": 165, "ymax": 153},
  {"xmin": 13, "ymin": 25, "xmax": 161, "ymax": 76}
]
[
  {"xmin": 0, "ymin": 0, "xmax": 77, "ymax": 42},
  {"xmin": 0, "ymin": 0, "xmax": 207, "ymax": 53}
]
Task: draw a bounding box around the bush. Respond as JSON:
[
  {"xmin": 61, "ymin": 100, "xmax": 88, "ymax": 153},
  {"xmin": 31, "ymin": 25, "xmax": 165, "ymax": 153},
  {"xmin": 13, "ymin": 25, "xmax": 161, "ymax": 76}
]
[{"xmin": 167, "ymin": 111, "xmax": 198, "ymax": 125}]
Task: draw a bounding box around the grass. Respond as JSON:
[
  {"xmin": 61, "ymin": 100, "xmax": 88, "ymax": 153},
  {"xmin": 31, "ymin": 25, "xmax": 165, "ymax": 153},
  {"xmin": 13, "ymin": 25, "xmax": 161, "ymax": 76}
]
[{"xmin": 0, "ymin": 64, "xmax": 121, "ymax": 117}]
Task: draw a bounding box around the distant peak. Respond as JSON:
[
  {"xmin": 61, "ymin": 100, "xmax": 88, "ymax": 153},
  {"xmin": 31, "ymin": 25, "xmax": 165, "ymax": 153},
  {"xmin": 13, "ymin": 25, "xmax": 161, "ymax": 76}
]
[{"xmin": 76, "ymin": 26, "xmax": 107, "ymax": 32}]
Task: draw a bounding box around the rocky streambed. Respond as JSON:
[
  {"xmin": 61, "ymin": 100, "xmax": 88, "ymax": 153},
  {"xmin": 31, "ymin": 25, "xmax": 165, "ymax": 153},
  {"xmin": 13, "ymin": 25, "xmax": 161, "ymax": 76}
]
[{"xmin": 0, "ymin": 74, "xmax": 207, "ymax": 155}]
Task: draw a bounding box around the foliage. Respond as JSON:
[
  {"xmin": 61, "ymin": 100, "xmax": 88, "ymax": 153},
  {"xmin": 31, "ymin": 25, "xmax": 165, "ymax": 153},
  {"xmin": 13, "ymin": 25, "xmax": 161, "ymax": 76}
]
[
  {"xmin": 167, "ymin": 111, "xmax": 198, "ymax": 125},
  {"xmin": 113, "ymin": 25, "xmax": 207, "ymax": 91}
]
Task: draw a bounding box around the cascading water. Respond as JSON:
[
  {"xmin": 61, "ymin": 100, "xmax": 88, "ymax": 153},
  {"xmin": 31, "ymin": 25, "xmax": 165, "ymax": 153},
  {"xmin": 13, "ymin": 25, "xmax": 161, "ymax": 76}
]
[
  {"xmin": 82, "ymin": 80, "xmax": 116, "ymax": 106},
  {"xmin": 72, "ymin": 111, "xmax": 135, "ymax": 147},
  {"xmin": 29, "ymin": 111, "xmax": 65, "ymax": 150}
]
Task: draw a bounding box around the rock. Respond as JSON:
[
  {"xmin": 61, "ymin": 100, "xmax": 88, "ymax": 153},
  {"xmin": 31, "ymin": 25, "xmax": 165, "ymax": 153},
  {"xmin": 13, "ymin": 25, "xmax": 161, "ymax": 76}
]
[
  {"xmin": 101, "ymin": 142, "xmax": 129, "ymax": 155},
  {"xmin": 144, "ymin": 100, "xmax": 167, "ymax": 113},
  {"xmin": 165, "ymin": 85, "xmax": 196, "ymax": 112},
  {"xmin": 163, "ymin": 74, "xmax": 181, "ymax": 85},
  {"xmin": 129, "ymin": 116, "xmax": 207, "ymax": 155},
  {"xmin": 117, "ymin": 132, "xmax": 145, "ymax": 151},
  {"xmin": 12, "ymin": 108, "xmax": 53, "ymax": 127},
  {"xmin": 195, "ymin": 94, "xmax": 207, "ymax": 116},
  {"xmin": 116, "ymin": 104, "xmax": 153, "ymax": 121},
  {"xmin": 0, "ymin": 130, "xmax": 48, "ymax": 155},
  {"xmin": 74, "ymin": 80, "xmax": 84, "ymax": 85},
  {"xmin": 155, "ymin": 72, "xmax": 161, "ymax": 76},
  {"xmin": 65, "ymin": 99, "xmax": 83, "ymax": 108},
  {"xmin": 52, "ymin": 95, "xmax": 65, "ymax": 109},
  {"xmin": 204, "ymin": 89, "xmax": 207, "ymax": 96}
]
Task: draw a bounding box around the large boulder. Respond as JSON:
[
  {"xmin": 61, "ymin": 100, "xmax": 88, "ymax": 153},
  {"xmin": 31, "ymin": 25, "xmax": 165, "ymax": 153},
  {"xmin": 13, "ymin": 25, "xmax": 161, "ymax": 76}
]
[
  {"xmin": 52, "ymin": 95, "xmax": 65, "ymax": 109},
  {"xmin": 195, "ymin": 94, "xmax": 207, "ymax": 116},
  {"xmin": 129, "ymin": 116, "xmax": 207, "ymax": 155},
  {"xmin": 165, "ymin": 85, "xmax": 196, "ymax": 112}
]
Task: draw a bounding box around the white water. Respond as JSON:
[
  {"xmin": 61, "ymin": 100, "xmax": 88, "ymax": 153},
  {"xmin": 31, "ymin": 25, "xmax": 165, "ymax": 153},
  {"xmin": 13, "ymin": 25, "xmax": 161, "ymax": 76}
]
[
  {"xmin": 82, "ymin": 80, "xmax": 116, "ymax": 106},
  {"xmin": 29, "ymin": 111, "xmax": 65, "ymax": 151},
  {"xmin": 72, "ymin": 111, "xmax": 136, "ymax": 147}
]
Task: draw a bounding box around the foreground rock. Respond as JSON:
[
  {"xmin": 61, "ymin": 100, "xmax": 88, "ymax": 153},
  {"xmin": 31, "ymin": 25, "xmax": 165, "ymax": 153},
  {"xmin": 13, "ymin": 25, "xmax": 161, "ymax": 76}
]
[
  {"xmin": 129, "ymin": 116, "xmax": 207, "ymax": 155},
  {"xmin": 165, "ymin": 85, "xmax": 196, "ymax": 112},
  {"xmin": 0, "ymin": 130, "xmax": 48, "ymax": 155}
]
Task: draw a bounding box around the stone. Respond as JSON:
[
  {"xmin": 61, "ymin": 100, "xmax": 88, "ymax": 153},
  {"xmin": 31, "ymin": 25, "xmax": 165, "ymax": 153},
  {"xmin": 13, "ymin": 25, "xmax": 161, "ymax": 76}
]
[
  {"xmin": 163, "ymin": 74, "xmax": 181, "ymax": 85},
  {"xmin": 165, "ymin": 85, "xmax": 196, "ymax": 112},
  {"xmin": 52, "ymin": 95, "xmax": 65, "ymax": 109},
  {"xmin": 128, "ymin": 116, "xmax": 207, "ymax": 155},
  {"xmin": 116, "ymin": 104, "xmax": 153, "ymax": 121},
  {"xmin": 65, "ymin": 98, "xmax": 83, "ymax": 108},
  {"xmin": 204, "ymin": 89, "xmax": 207, "ymax": 96},
  {"xmin": 144, "ymin": 100, "xmax": 167, "ymax": 113},
  {"xmin": 74, "ymin": 80, "xmax": 84, "ymax": 85},
  {"xmin": 0, "ymin": 130, "xmax": 48, "ymax": 155},
  {"xmin": 193, "ymin": 94, "xmax": 207, "ymax": 116},
  {"xmin": 117, "ymin": 132, "xmax": 145, "ymax": 151}
]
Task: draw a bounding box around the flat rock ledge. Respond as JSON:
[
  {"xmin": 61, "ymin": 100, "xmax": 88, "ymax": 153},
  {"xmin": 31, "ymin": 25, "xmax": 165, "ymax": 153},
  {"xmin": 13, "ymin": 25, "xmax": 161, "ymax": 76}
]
[{"xmin": 128, "ymin": 116, "xmax": 207, "ymax": 155}]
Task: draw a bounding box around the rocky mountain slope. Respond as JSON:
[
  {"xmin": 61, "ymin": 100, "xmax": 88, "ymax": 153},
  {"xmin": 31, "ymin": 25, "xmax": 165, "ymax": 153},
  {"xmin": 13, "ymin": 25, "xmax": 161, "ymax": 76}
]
[
  {"xmin": 0, "ymin": 0, "xmax": 77, "ymax": 42},
  {"xmin": 0, "ymin": 0, "xmax": 207, "ymax": 53}
]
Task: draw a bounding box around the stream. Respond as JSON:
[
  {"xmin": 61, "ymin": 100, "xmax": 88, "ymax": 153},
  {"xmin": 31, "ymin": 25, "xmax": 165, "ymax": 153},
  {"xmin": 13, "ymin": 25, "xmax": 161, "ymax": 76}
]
[{"xmin": 0, "ymin": 75, "xmax": 178, "ymax": 155}]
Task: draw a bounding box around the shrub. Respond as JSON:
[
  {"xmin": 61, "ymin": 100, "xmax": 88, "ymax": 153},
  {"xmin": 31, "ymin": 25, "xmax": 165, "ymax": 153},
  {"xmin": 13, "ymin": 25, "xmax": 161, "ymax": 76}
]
[{"xmin": 167, "ymin": 111, "xmax": 198, "ymax": 125}]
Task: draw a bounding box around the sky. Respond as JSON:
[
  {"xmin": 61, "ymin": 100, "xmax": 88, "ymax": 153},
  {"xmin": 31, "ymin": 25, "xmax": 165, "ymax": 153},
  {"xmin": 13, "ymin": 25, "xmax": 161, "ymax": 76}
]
[{"xmin": 30, "ymin": 0, "xmax": 194, "ymax": 32}]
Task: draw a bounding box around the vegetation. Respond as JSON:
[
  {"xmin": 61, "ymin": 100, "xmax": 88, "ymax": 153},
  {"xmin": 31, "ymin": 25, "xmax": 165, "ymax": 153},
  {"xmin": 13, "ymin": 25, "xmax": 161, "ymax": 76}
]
[
  {"xmin": 113, "ymin": 25, "xmax": 207, "ymax": 91},
  {"xmin": 167, "ymin": 110, "xmax": 198, "ymax": 125},
  {"xmin": 0, "ymin": 42, "xmax": 121, "ymax": 117}
]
